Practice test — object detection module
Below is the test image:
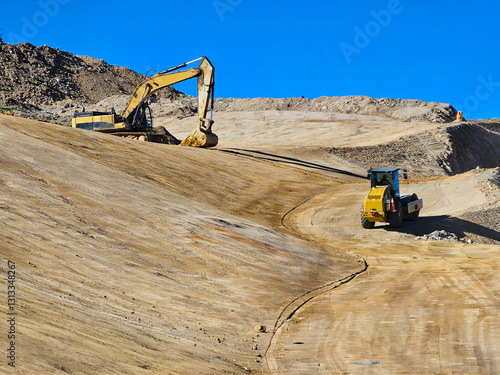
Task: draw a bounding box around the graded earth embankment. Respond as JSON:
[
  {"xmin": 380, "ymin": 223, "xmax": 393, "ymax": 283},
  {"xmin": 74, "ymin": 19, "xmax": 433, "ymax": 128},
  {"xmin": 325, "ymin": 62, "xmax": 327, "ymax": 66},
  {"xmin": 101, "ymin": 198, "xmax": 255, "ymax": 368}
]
[
  {"xmin": 1, "ymin": 111, "xmax": 499, "ymax": 374},
  {"xmin": 0, "ymin": 114, "xmax": 362, "ymax": 374}
]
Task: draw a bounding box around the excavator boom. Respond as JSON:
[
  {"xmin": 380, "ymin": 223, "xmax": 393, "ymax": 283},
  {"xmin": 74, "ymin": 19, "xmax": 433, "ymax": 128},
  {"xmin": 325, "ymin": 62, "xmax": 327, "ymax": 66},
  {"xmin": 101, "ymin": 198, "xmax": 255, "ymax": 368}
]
[{"xmin": 122, "ymin": 68, "xmax": 201, "ymax": 121}]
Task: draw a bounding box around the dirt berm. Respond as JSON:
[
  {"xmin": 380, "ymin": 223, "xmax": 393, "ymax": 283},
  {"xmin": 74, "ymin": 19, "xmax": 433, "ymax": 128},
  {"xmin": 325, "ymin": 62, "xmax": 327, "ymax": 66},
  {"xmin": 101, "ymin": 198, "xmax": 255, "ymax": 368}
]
[
  {"xmin": 328, "ymin": 120, "xmax": 500, "ymax": 176},
  {"xmin": 215, "ymin": 96, "xmax": 457, "ymax": 123}
]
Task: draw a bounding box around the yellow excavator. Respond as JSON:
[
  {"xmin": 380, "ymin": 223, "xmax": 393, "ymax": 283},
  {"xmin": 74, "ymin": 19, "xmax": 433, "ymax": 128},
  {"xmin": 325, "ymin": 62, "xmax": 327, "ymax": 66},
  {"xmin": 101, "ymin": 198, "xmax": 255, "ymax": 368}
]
[{"xmin": 71, "ymin": 56, "xmax": 217, "ymax": 147}]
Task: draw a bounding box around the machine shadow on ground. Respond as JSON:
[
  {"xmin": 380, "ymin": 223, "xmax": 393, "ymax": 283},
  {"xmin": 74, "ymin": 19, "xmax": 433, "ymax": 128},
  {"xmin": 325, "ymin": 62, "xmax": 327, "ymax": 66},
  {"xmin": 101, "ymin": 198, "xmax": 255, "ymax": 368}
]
[
  {"xmin": 385, "ymin": 215, "xmax": 500, "ymax": 243},
  {"xmin": 219, "ymin": 148, "xmax": 366, "ymax": 179}
]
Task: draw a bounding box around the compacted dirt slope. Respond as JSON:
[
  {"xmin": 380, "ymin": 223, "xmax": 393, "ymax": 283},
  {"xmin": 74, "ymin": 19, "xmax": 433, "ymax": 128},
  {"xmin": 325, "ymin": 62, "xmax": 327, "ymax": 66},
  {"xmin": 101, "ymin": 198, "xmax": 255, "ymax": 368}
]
[
  {"xmin": 1, "ymin": 108, "xmax": 499, "ymax": 374},
  {"xmin": 0, "ymin": 114, "xmax": 363, "ymax": 374}
]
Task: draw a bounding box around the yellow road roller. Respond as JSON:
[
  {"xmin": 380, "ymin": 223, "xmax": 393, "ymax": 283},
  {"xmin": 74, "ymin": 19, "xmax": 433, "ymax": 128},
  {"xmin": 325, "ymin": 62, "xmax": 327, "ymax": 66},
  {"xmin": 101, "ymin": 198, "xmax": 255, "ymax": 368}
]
[{"xmin": 361, "ymin": 168, "xmax": 423, "ymax": 229}]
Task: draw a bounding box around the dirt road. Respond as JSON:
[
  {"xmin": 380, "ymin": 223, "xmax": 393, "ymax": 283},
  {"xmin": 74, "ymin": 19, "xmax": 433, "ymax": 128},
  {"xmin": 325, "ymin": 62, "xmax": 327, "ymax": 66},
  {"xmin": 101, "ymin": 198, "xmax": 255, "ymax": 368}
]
[
  {"xmin": 0, "ymin": 113, "xmax": 499, "ymax": 374},
  {"xmin": 270, "ymin": 175, "xmax": 500, "ymax": 374}
]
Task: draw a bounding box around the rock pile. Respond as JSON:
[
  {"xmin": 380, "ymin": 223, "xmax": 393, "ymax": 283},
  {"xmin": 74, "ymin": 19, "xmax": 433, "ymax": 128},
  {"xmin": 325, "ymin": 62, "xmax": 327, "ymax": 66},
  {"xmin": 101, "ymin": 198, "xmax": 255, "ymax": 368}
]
[
  {"xmin": 415, "ymin": 230, "xmax": 473, "ymax": 243},
  {"xmin": 0, "ymin": 41, "xmax": 182, "ymax": 106}
]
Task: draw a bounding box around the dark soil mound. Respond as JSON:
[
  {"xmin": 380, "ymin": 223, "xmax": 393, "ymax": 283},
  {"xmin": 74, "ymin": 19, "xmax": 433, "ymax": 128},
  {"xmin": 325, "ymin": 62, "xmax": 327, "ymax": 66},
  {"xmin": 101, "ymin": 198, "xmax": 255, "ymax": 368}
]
[
  {"xmin": 0, "ymin": 41, "xmax": 183, "ymax": 106},
  {"xmin": 149, "ymin": 126, "xmax": 181, "ymax": 145}
]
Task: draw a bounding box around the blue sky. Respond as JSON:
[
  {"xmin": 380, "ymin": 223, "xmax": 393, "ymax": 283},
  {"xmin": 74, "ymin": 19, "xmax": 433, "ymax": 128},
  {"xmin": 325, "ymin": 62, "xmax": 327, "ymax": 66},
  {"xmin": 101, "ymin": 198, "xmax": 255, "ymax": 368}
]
[{"xmin": 1, "ymin": 0, "xmax": 499, "ymax": 119}]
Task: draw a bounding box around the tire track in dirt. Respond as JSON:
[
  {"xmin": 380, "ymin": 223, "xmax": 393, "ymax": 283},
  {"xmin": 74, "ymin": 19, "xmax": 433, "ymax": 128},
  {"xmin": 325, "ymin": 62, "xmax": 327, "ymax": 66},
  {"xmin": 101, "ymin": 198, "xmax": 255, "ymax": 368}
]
[
  {"xmin": 265, "ymin": 190, "xmax": 370, "ymax": 372},
  {"xmin": 265, "ymin": 263, "xmax": 368, "ymax": 372},
  {"xmin": 268, "ymin": 255, "xmax": 500, "ymax": 374}
]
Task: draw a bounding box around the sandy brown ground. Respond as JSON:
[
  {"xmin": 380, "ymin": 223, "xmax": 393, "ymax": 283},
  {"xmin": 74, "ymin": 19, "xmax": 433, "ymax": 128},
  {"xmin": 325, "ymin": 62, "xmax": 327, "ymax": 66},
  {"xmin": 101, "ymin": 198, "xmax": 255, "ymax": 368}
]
[
  {"xmin": 0, "ymin": 114, "xmax": 362, "ymax": 374},
  {"xmin": 0, "ymin": 111, "xmax": 499, "ymax": 374},
  {"xmin": 159, "ymin": 110, "xmax": 444, "ymax": 149},
  {"xmin": 273, "ymin": 173, "xmax": 499, "ymax": 374}
]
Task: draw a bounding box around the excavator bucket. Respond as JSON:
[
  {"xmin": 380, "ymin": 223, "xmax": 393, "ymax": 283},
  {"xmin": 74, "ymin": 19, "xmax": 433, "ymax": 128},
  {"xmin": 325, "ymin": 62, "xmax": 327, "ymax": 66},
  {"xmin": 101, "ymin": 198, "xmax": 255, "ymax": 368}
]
[{"xmin": 180, "ymin": 128, "xmax": 218, "ymax": 147}]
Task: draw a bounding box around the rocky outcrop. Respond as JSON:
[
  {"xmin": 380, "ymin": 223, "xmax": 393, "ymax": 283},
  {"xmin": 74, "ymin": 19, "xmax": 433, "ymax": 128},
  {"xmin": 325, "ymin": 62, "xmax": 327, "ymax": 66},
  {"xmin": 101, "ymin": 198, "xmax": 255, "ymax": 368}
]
[{"xmin": 0, "ymin": 41, "xmax": 182, "ymax": 105}]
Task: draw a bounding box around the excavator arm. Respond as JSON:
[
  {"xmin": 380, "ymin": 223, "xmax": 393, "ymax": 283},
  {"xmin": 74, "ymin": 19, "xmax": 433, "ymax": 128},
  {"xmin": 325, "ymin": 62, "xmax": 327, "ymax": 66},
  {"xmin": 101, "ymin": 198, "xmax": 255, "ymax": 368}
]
[
  {"xmin": 195, "ymin": 57, "xmax": 215, "ymax": 133},
  {"xmin": 123, "ymin": 56, "xmax": 217, "ymax": 147}
]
